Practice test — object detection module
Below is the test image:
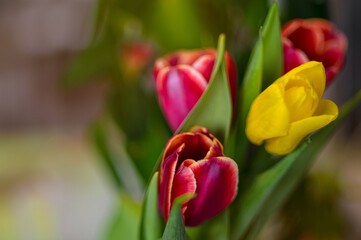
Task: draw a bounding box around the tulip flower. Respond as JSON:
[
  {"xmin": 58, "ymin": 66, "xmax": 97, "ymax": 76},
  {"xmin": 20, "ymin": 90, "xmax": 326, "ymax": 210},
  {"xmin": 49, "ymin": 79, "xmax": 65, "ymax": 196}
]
[
  {"xmin": 282, "ymin": 19, "xmax": 347, "ymax": 85},
  {"xmin": 120, "ymin": 41, "xmax": 154, "ymax": 77},
  {"xmin": 153, "ymin": 49, "xmax": 237, "ymax": 131},
  {"xmin": 246, "ymin": 62, "xmax": 338, "ymax": 155},
  {"xmin": 158, "ymin": 126, "xmax": 238, "ymax": 226}
]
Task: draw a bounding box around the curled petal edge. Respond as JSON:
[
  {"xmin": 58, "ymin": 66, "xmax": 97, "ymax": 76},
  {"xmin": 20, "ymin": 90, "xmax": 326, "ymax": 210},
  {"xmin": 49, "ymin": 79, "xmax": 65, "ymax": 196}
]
[{"xmin": 265, "ymin": 99, "xmax": 338, "ymax": 155}]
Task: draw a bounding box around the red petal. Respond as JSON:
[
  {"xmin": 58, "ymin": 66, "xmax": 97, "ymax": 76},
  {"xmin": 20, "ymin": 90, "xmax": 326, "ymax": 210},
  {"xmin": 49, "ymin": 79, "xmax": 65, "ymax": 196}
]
[
  {"xmin": 282, "ymin": 19, "xmax": 304, "ymax": 37},
  {"xmin": 183, "ymin": 157, "xmax": 239, "ymax": 226},
  {"xmin": 156, "ymin": 65, "xmax": 208, "ymax": 131},
  {"xmin": 189, "ymin": 127, "xmax": 224, "ymax": 159},
  {"xmin": 287, "ymin": 24, "xmax": 324, "ymax": 59},
  {"xmin": 306, "ymin": 19, "xmax": 335, "ymax": 39},
  {"xmin": 325, "ymin": 67, "xmax": 338, "ymax": 85},
  {"xmin": 158, "ymin": 145, "xmax": 184, "ymax": 220},
  {"xmin": 225, "ymin": 51, "xmax": 238, "ymax": 111},
  {"xmin": 283, "ymin": 38, "xmax": 309, "ymax": 73},
  {"xmin": 170, "ymin": 159, "xmax": 197, "ymax": 220},
  {"xmin": 204, "ymin": 139, "xmax": 224, "ymax": 159},
  {"xmin": 163, "ymin": 131, "xmax": 220, "ymax": 166}
]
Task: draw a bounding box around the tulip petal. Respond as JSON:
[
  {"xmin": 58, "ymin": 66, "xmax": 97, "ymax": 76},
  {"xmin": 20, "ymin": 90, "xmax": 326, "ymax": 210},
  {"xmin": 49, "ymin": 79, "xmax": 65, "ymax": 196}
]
[
  {"xmin": 265, "ymin": 99, "xmax": 338, "ymax": 155},
  {"xmin": 156, "ymin": 65, "xmax": 208, "ymax": 131},
  {"xmin": 286, "ymin": 22, "xmax": 324, "ymax": 58},
  {"xmin": 325, "ymin": 67, "xmax": 338, "ymax": 85},
  {"xmin": 225, "ymin": 51, "xmax": 238, "ymax": 111},
  {"xmin": 192, "ymin": 55, "xmax": 216, "ymax": 82},
  {"xmin": 246, "ymin": 83, "xmax": 290, "ymax": 145},
  {"xmin": 183, "ymin": 157, "xmax": 238, "ymax": 226},
  {"xmin": 322, "ymin": 39, "xmax": 346, "ymax": 70},
  {"xmin": 153, "ymin": 59, "xmax": 169, "ymax": 80},
  {"xmin": 277, "ymin": 61, "xmax": 326, "ymax": 99},
  {"xmin": 168, "ymin": 51, "xmax": 203, "ymax": 66},
  {"xmin": 159, "ymin": 145, "xmax": 184, "ymax": 220},
  {"xmin": 283, "ymin": 39, "xmax": 309, "ymax": 73},
  {"xmin": 162, "ymin": 130, "xmax": 222, "ymax": 172},
  {"xmin": 282, "ymin": 19, "xmax": 304, "ymax": 36},
  {"xmin": 170, "ymin": 160, "xmax": 197, "ymax": 218}
]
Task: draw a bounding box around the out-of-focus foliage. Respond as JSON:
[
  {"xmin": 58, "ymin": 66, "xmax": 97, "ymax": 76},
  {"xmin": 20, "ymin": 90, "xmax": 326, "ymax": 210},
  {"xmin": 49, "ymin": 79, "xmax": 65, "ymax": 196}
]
[
  {"xmin": 278, "ymin": 173, "xmax": 345, "ymax": 240},
  {"xmin": 103, "ymin": 192, "xmax": 142, "ymax": 240},
  {"xmin": 140, "ymin": 172, "xmax": 163, "ymax": 240}
]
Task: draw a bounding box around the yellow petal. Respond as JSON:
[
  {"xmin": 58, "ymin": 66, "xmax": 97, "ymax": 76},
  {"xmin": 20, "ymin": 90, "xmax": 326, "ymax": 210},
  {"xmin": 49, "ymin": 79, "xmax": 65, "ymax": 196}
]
[
  {"xmin": 246, "ymin": 83, "xmax": 290, "ymax": 145},
  {"xmin": 275, "ymin": 61, "xmax": 326, "ymax": 99},
  {"xmin": 283, "ymin": 79, "xmax": 319, "ymax": 122},
  {"xmin": 264, "ymin": 99, "xmax": 338, "ymax": 155}
]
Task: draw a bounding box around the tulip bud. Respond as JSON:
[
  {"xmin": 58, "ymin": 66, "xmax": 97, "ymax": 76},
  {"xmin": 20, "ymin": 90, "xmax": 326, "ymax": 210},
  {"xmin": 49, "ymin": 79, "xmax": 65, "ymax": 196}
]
[
  {"xmin": 153, "ymin": 49, "xmax": 237, "ymax": 131},
  {"xmin": 158, "ymin": 126, "xmax": 238, "ymax": 226},
  {"xmin": 246, "ymin": 62, "xmax": 338, "ymax": 155},
  {"xmin": 282, "ymin": 19, "xmax": 347, "ymax": 85}
]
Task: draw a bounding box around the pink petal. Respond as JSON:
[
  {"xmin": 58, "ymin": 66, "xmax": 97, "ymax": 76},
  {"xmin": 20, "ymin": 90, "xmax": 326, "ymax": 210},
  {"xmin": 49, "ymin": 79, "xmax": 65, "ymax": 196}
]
[
  {"xmin": 156, "ymin": 65, "xmax": 208, "ymax": 131},
  {"xmin": 158, "ymin": 145, "xmax": 184, "ymax": 220},
  {"xmin": 192, "ymin": 55, "xmax": 216, "ymax": 82},
  {"xmin": 183, "ymin": 157, "xmax": 239, "ymax": 226},
  {"xmin": 153, "ymin": 59, "xmax": 170, "ymax": 80},
  {"xmin": 192, "ymin": 51, "xmax": 238, "ymax": 111},
  {"xmin": 168, "ymin": 51, "xmax": 203, "ymax": 66},
  {"xmin": 283, "ymin": 38, "xmax": 309, "ymax": 74}
]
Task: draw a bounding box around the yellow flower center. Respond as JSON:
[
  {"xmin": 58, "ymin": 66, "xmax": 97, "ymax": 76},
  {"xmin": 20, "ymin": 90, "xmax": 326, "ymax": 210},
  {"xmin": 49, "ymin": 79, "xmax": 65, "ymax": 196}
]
[{"xmin": 284, "ymin": 76, "xmax": 319, "ymax": 122}]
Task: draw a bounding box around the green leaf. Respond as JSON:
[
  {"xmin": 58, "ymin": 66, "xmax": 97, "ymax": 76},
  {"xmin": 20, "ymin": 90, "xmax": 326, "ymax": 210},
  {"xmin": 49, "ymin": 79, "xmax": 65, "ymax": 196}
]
[
  {"xmin": 240, "ymin": 37, "xmax": 263, "ymax": 133},
  {"xmin": 230, "ymin": 88, "xmax": 361, "ymax": 240},
  {"xmin": 91, "ymin": 120, "xmax": 144, "ymax": 199},
  {"xmin": 186, "ymin": 208, "xmax": 230, "ymax": 240},
  {"xmin": 231, "ymin": 37, "xmax": 263, "ymax": 165},
  {"xmin": 103, "ymin": 192, "xmax": 142, "ymax": 240},
  {"xmin": 177, "ymin": 34, "xmax": 232, "ymax": 142},
  {"xmin": 230, "ymin": 143, "xmax": 309, "ymax": 240},
  {"xmin": 140, "ymin": 172, "xmax": 163, "ymax": 240},
  {"xmin": 261, "ymin": 2, "xmax": 282, "ymax": 89},
  {"xmin": 162, "ymin": 194, "xmax": 194, "ymax": 240}
]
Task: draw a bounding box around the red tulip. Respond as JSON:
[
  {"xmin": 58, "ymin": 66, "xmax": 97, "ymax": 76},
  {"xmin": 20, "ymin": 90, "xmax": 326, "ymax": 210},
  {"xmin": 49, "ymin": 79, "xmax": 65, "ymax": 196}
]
[
  {"xmin": 121, "ymin": 41, "xmax": 154, "ymax": 77},
  {"xmin": 153, "ymin": 49, "xmax": 237, "ymax": 131},
  {"xmin": 158, "ymin": 127, "xmax": 238, "ymax": 226},
  {"xmin": 282, "ymin": 19, "xmax": 347, "ymax": 85}
]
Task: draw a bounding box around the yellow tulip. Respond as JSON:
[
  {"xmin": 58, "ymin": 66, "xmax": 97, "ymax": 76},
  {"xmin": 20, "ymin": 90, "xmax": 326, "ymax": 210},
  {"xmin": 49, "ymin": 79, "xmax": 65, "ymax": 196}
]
[{"xmin": 246, "ymin": 61, "xmax": 338, "ymax": 155}]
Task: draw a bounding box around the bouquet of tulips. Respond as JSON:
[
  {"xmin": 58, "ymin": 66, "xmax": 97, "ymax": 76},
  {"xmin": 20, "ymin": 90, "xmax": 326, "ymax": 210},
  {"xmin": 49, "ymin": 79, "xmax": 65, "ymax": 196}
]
[{"xmin": 65, "ymin": 1, "xmax": 360, "ymax": 239}]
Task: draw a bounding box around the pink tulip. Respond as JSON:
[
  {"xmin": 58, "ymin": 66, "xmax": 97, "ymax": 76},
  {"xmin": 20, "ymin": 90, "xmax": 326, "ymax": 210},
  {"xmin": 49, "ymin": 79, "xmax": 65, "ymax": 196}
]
[
  {"xmin": 282, "ymin": 19, "xmax": 347, "ymax": 85},
  {"xmin": 153, "ymin": 49, "xmax": 237, "ymax": 131},
  {"xmin": 158, "ymin": 127, "xmax": 238, "ymax": 226}
]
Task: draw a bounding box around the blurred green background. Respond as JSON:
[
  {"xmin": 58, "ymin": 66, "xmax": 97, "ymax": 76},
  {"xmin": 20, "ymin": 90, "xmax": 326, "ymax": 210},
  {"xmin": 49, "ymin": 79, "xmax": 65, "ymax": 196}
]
[{"xmin": 0, "ymin": 0, "xmax": 360, "ymax": 239}]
